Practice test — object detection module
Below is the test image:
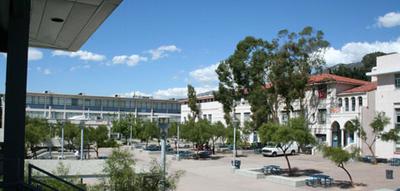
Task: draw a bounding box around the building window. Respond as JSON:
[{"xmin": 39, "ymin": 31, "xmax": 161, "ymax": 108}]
[
  {"xmin": 358, "ymin": 97, "xmax": 363, "ymax": 107},
  {"xmin": 244, "ymin": 112, "xmax": 251, "ymax": 122},
  {"xmin": 317, "ymin": 109, "xmax": 327, "ymax": 124},
  {"xmin": 345, "ymin": 98, "xmax": 349, "ymax": 111},
  {"xmin": 317, "ymin": 85, "xmax": 327, "ymax": 99},
  {"xmin": 281, "ymin": 112, "xmax": 289, "ymax": 124},
  {"xmin": 351, "ymin": 97, "xmax": 356, "ymax": 111},
  {"xmin": 338, "ymin": 98, "xmax": 342, "ymax": 107},
  {"xmin": 208, "ymin": 114, "xmax": 212, "ymax": 122},
  {"xmin": 395, "ymin": 73, "xmax": 400, "ymax": 88}
]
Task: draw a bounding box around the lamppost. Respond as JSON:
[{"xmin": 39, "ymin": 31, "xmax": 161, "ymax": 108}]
[
  {"xmin": 232, "ymin": 117, "xmax": 239, "ymax": 169},
  {"xmin": 158, "ymin": 116, "xmax": 170, "ymax": 191},
  {"xmin": 176, "ymin": 124, "xmax": 180, "ymax": 161},
  {"xmin": 61, "ymin": 119, "xmax": 65, "ymax": 159}
]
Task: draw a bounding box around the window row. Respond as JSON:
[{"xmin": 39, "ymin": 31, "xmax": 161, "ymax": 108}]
[
  {"xmin": 338, "ymin": 96, "xmax": 363, "ymax": 112},
  {"xmin": 25, "ymin": 96, "xmax": 180, "ymax": 110}
]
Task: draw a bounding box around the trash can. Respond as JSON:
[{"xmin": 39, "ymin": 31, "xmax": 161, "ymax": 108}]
[
  {"xmin": 231, "ymin": 160, "xmax": 241, "ymax": 169},
  {"xmin": 386, "ymin": 169, "xmax": 393, "ymax": 179}
]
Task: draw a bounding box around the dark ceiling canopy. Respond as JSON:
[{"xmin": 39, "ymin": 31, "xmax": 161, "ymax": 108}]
[{"xmin": 0, "ymin": 0, "xmax": 122, "ymax": 53}]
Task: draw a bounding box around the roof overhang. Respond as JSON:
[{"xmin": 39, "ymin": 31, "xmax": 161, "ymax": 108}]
[{"xmin": 0, "ymin": 0, "xmax": 122, "ymax": 52}]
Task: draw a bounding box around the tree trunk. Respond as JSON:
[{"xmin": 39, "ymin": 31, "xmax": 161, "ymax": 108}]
[
  {"xmin": 212, "ymin": 139, "xmax": 215, "ymax": 155},
  {"xmin": 95, "ymin": 146, "xmax": 99, "ymax": 158},
  {"xmin": 339, "ymin": 163, "xmax": 353, "ymax": 185},
  {"xmin": 367, "ymin": 145, "xmax": 377, "ymax": 164},
  {"xmin": 283, "ymin": 151, "xmax": 292, "ymax": 176}
]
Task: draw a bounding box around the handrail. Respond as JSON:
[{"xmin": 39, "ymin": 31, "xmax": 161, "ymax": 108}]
[{"xmin": 28, "ymin": 163, "xmax": 85, "ymax": 191}]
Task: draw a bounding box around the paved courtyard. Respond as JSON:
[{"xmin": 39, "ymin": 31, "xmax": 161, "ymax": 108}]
[{"xmin": 129, "ymin": 148, "xmax": 400, "ymax": 191}]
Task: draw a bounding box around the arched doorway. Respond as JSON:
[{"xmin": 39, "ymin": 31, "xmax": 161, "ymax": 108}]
[
  {"xmin": 331, "ymin": 121, "xmax": 341, "ymax": 147},
  {"xmin": 344, "ymin": 121, "xmax": 355, "ymax": 147}
]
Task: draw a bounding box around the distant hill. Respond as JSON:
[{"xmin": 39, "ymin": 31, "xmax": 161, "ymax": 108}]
[{"xmin": 328, "ymin": 61, "xmax": 363, "ymax": 70}]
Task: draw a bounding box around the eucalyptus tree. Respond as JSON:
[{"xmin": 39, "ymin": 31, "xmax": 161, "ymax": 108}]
[{"xmin": 215, "ymin": 26, "xmax": 329, "ymax": 132}]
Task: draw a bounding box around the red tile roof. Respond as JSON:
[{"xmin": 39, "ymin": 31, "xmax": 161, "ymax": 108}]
[
  {"xmin": 340, "ymin": 82, "xmax": 377, "ymax": 94},
  {"xmin": 308, "ymin": 74, "xmax": 370, "ymax": 86}
]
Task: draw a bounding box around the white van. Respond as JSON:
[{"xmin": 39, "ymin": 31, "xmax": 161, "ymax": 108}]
[{"xmin": 261, "ymin": 142, "xmax": 298, "ymax": 157}]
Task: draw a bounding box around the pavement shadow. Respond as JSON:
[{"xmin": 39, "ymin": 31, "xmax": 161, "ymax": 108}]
[
  {"xmin": 333, "ymin": 180, "xmax": 367, "ymax": 189},
  {"xmin": 279, "ymin": 168, "xmax": 323, "ymax": 177}
]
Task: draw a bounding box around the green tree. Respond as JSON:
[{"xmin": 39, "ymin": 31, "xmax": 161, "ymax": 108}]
[
  {"xmin": 88, "ymin": 125, "xmax": 109, "ymax": 158},
  {"xmin": 181, "ymin": 119, "xmax": 212, "ymax": 155},
  {"xmin": 139, "ymin": 120, "xmax": 159, "ymax": 147},
  {"xmin": 209, "ymin": 122, "xmax": 226, "ymax": 154},
  {"xmin": 346, "ymin": 112, "xmax": 399, "ymax": 164},
  {"xmin": 320, "ymin": 145, "xmax": 354, "ymax": 185},
  {"xmin": 103, "ymin": 148, "xmax": 184, "ymax": 191},
  {"xmin": 103, "ymin": 148, "xmax": 136, "ymax": 191},
  {"xmin": 215, "ymin": 27, "xmax": 329, "ymax": 132},
  {"xmin": 258, "ymin": 117, "xmax": 316, "ymax": 175},
  {"xmin": 187, "ymin": 84, "xmax": 199, "ymax": 120},
  {"xmin": 112, "ymin": 119, "xmax": 130, "ymax": 143},
  {"xmin": 25, "ymin": 117, "xmax": 50, "ymax": 158}
]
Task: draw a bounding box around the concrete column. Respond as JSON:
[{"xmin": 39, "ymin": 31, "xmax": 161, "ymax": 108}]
[
  {"xmin": 326, "ymin": 128, "xmax": 332, "ymax": 146},
  {"xmin": 341, "ymin": 129, "xmax": 345, "ymax": 147}
]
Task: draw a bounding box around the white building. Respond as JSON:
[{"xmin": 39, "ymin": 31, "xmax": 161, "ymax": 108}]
[
  {"xmin": 180, "ymin": 73, "xmax": 378, "ymax": 152},
  {"xmin": 0, "ymin": 92, "xmax": 181, "ymax": 142},
  {"xmin": 367, "ymin": 53, "xmax": 400, "ymax": 158}
]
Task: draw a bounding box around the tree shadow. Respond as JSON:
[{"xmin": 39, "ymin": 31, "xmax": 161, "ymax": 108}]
[{"xmin": 333, "ymin": 180, "xmax": 367, "ymax": 189}]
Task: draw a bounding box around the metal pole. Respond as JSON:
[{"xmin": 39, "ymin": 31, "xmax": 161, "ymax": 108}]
[
  {"xmin": 160, "ymin": 131, "xmax": 166, "ymax": 191},
  {"xmin": 49, "ymin": 124, "xmax": 52, "ymax": 159},
  {"xmin": 61, "ymin": 121, "xmax": 64, "ymax": 159},
  {"xmin": 233, "ymin": 122, "xmax": 236, "ymax": 164},
  {"xmin": 80, "ymin": 122, "xmax": 84, "ymax": 160},
  {"xmin": 129, "ymin": 122, "xmax": 132, "ymax": 146},
  {"xmin": 3, "ymin": 0, "xmax": 30, "ymax": 189},
  {"xmin": 176, "ymin": 124, "xmax": 180, "ymax": 160}
]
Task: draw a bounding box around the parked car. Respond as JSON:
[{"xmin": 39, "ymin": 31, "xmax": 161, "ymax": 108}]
[
  {"xmin": 262, "ymin": 142, "xmax": 298, "ymax": 157},
  {"xmin": 177, "ymin": 150, "xmax": 194, "ymax": 159},
  {"xmin": 144, "ymin": 144, "xmax": 161, "ymax": 151}
]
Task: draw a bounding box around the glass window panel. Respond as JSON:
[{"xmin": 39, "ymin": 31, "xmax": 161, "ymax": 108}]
[{"xmin": 395, "ymin": 73, "xmax": 400, "ymax": 88}]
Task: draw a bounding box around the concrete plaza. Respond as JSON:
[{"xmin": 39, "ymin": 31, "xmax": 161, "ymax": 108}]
[{"xmin": 129, "ymin": 148, "xmax": 400, "ymax": 191}]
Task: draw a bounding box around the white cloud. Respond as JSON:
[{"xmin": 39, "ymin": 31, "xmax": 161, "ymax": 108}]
[
  {"xmin": 111, "ymin": 54, "xmax": 148, "ymax": 66},
  {"xmin": 148, "ymin": 45, "xmax": 181, "ymax": 60},
  {"xmin": 324, "ymin": 37, "xmax": 400, "ymax": 65},
  {"xmin": 377, "ymin": 12, "xmax": 400, "ymax": 28},
  {"xmin": 52, "ymin": 50, "xmax": 106, "ymax": 62},
  {"xmin": 2, "ymin": 48, "xmax": 43, "ymax": 61},
  {"xmin": 36, "ymin": 67, "xmax": 51, "ymax": 75},
  {"xmin": 28, "ymin": 48, "xmax": 43, "ymax": 61},
  {"xmin": 69, "ymin": 64, "xmax": 91, "ymax": 71},
  {"xmin": 189, "ymin": 63, "xmax": 219, "ymax": 83},
  {"xmin": 153, "ymin": 86, "xmax": 216, "ymax": 99}
]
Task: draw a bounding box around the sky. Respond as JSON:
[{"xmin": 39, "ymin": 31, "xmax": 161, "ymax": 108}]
[{"xmin": 1, "ymin": 0, "xmax": 400, "ymax": 99}]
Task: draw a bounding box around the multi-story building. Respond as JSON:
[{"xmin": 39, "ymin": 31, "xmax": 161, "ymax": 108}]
[
  {"xmin": 367, "ymin": 53, "xmax": 400, "ymax": 158},
  {"xmin": 0, "ymin": 92, "xmax": 181, "ymax": 142},
  {"xmin": 180, "ymin": 73, "xmax": 377, "ymax": 153}
]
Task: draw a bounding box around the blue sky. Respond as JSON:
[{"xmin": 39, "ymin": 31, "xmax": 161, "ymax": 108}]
[{"xmin": 1, "ymin": 0, "xmax": 400, "ymax": 98}]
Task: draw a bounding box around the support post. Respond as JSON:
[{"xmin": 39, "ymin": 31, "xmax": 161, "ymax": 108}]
[
  {"xmin": 61, "ymin": 121, "xmax": 64, "ymax": 159},
  {"xmin": 80, "ymin": 122, "xmax": 84, "ymax": 160},
  {"xmin": 3, "ymin": 0, "xmax": 30, "ymax": 189}
]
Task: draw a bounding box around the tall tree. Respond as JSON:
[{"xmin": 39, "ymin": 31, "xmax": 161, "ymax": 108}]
[
  {"xmin": 215, "ymin": 27, "xmax": 329, "ymax": 131},
  {"xmin": 269, "ymin": 27, "xmax": 329, "ymax": 119},
  {"xmin": 187, "ymin": 84, "xmax": 200, "ymax": 120}
]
